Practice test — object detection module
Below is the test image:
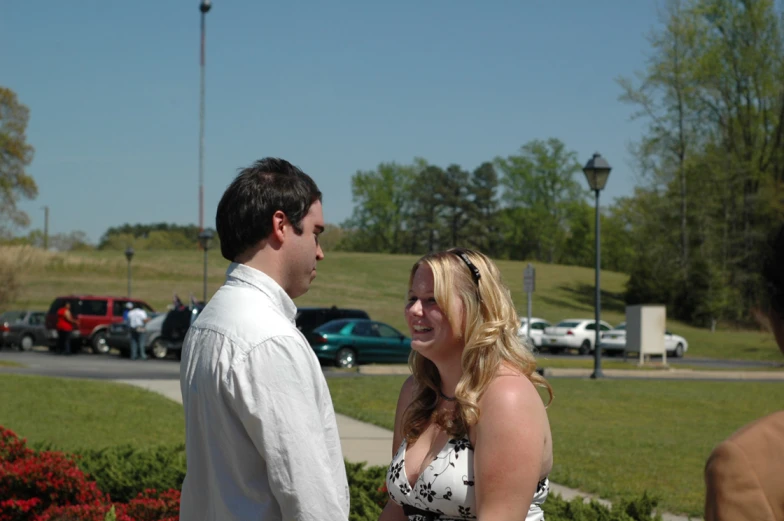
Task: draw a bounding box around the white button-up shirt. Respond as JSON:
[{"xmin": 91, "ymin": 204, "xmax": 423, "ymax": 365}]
[
  {"xmin": 127, "ymin": 308, "xmax": 148, "ymax": 329},
  {"xmin": 179, "ymin": 263, "xmax": 350, "ymax": 521}
]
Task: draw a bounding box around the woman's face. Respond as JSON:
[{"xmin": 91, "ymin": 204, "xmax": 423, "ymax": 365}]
[{"xmin": 405, "ymin": 264, "xmax": 464, "ymax": 361}]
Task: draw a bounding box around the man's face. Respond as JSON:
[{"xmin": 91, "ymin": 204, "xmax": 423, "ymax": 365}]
[{"xmin": 284, "ymin": 200, "xmax": 325, "ymax": 299}]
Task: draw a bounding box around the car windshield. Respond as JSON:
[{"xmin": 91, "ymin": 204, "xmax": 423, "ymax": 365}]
[
  {"xmin": 556, "ymin": 321, "xmax": 581, "ymax": 328},
  {"xmin": 614, "ymin": 324, "xmax": 626, "ymax": 330},
  {"xmin": 0, "ymin": 311, "xmax": 25, "ymax": 323}
]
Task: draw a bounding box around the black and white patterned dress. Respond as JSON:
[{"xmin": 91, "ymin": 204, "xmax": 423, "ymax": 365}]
[{"xmin": 385, "ymin": 436, "xmax": 549, "ymax": 520}]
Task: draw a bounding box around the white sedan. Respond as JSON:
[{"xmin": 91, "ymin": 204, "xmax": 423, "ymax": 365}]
[
  {"xmin": 599, "ymin": 322, "xmax": 689, "ymax": 358},
  {"xmin": 517, "ymin": 317, "xmax": 552, "ymax": 349},
  {"xmin": 541, "ymin": 319, "xmax": 613, "ymax": 355}
]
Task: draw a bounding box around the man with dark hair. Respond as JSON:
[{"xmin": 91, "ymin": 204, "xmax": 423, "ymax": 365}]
[{"xmin": 179, "ymin": 158, "xmax": 349, "ymax": 521}]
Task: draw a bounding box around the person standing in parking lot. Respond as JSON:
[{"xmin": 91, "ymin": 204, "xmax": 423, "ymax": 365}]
[
  {"xmin": 55, "ymin": 302, "xmax": 78, "ymax": 355},
  {"xmin": 127, "ymin": 303, "xmax": 149, "ymax": 361},
  {"xmin": 179, "ymin": 158, "xmax": 349, "ymax": 521}
]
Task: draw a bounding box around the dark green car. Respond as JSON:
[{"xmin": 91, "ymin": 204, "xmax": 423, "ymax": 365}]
[{"xmin": 307, "ymin": 318, "xmax": 412, "ymax": 369}]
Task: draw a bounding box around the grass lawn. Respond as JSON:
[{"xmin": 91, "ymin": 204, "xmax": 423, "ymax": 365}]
[
  {"xmin": 4, "ymin": 246, "xmax": 781, "ymax": 362},
  {"xmin": 327, "ymin": 375, "xmax": 784, "ymax": 518},
  {"xmin": 0, "ymin": 373, "xmax": 184, "ymax": 451},
  {"xmin": 0, "ymin": 360, "xmax": 24, "ymax": 367}
]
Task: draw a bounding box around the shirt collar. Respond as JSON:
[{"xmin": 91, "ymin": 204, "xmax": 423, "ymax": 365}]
[{"xmin": 225, "ymin": 263, "xmax": 298, "ymax": 323}]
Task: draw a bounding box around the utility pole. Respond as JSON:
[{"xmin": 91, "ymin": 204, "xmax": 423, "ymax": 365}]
[
  {"xmin": 198, "ymin": 0, "xmax": 212, "ymax": 232},
  {"xmin": 42, "ymin": 206, "xmax": 49, "ymax": 250}
]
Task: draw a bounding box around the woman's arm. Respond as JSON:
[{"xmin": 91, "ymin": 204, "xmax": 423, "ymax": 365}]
[
  {"xmin": 65, "ymin": 309, "xmax": 78, "ymax": 326},
  {"xmin": 378, "ymin": 375, "xmax": 417, "ymax": 521},
  {"xmin": 473, "ymin": 375, "xmax": 551, "ymax": 521}
]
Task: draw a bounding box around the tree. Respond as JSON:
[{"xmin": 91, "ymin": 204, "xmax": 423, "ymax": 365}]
[
  {"xmin": 617, "ymin": 0, "xmax": 703, "ymax": 280},
  {"xmin": 340, "ymin": 161, "xmax": 421, "ymax": 253},
  {"xmin": 440, "ymin": 164, "xmax": 472, "ymax": 248},
  {"xmin": 465, "ymin": 162, "xmax": 502, "ymax": 256},
  {"xmin": 0, "ymin": 87, "xmax": 37, "ymax": 234},
  {"xmin": 496, "ymin": 138, "xmax": 586, "ymax": 263},
  {"xmin": 617, "ymin": 0, "xmax": 784, "ymax": 326},
  {"xmin": 407, "ymin": 165, "xmax": 448, "ymax": 253}
]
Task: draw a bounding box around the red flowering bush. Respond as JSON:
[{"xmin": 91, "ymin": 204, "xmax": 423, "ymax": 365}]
[
  {"xmin": 118, "ymin": 489, "xmax": 180, "ymax": 521},
  {"xmin": 0, "ymin": 427, "xmax": 181, "ymax": 521}
]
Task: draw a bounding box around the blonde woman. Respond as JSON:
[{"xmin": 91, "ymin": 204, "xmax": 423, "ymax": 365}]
[{"xmin": 381, "ymin": 248, "xmax": 554, "ymax": 521}]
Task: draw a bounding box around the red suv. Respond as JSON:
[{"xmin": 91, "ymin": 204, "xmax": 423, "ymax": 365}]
[{"xmin": 45, "ymin": 295, "xmax": 155, "ymax": 354}]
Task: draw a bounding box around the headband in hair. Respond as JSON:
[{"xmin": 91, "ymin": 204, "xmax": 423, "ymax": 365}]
[{"xmin": 452, "ymin": 249, "xmax": 481, "ymax": 285}]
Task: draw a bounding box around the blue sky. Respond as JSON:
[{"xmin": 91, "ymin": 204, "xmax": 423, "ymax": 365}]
[{"xmin": 2, "ymin": 1, "xmax": 660, "ymax": 243}]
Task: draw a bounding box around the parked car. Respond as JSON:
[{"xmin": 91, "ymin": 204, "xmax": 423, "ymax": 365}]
[
  {"xmin": 295, "ymin": 306, "xmax": 370, "ymax": 337},
  {"xmin": 44, "ymin": 296, "xmax": 155, "ymax": 354},
  {"xmin": 306, "ymin": 318, "xmax": 411, "ymax": 368},
  {"xmin": 598, "ymin": 323, "xmax": 628, "ymax": 356},
  {"xmin": 1, "ymin": 310, "xmax": 48, "ymax": 351},
  {"xmin": 517, "ymin": 317, "xmax": 552, "ymax": 350},
  {"xmin": 541, "ymin": 318, "xmax": 613, "ymax": 355},
  {"xmin": 156, "ymin": 304, "xmax": 204, "ymax": 359},
  {"xmin": 599, "ymin": 322, "xmax": 689, "ymax": 358},
  {"xmin": 106, "ymin": 312, "xmax": 167, "ymax": 358}
]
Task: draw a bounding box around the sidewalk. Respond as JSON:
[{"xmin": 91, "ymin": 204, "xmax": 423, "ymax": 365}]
[{"xmin": 117, "ymin": 378, "xmax": 695, "ymax": 521}]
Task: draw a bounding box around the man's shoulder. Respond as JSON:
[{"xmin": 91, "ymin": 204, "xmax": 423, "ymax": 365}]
[
  {"xmin": 194, "ymin": 285, "xmax": 301, "ymax": 343},
  {"xmin": 726, "ymin": 410, "xmax": 784, "ymax": 447}
]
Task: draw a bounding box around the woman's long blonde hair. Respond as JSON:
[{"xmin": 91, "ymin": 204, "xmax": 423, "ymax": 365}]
[{"xmin": 402, "ymin": 248, "xmax": 553, "ymax": 442}]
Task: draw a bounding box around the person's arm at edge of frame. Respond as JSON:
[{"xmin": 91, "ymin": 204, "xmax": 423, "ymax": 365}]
[
  {"xmin": 227, "ymin": 337, "xmax": 349, "ymax": 521},
  {"xmin": 704, "ymin": 438, "xmax": 773, "ymax": 521},
  {"xmin": 474, "ymin": 374, "xmax": 549, "ymax": 521},
  {"xmin": 378, "ymin": 375, "xmax": 416, "ymax": 521}
]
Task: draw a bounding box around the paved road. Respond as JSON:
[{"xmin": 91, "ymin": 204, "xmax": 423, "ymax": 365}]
[
  {"xmin": 0, "ymin": 350, "xmax": 181, "ymax": 380},
  {"xmin": 1, "ymin": 348, "xmax": 782, "ymax": 382}
]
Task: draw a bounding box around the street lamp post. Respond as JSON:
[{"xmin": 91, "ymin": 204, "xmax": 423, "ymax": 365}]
[
  {"xmin": 124, "ymin": 247, "xmax": 135, "ymax": 298},
  {"xmin": 198, "ymin": 229, "xmax": 214, "ymax": 303},
  {"xmin": 198, "ymin": 0, "xmax": 212, "ymax": 231},
  {"xmin": 582, "ymin": 152, "xmax": 612, "ymax": 379}
]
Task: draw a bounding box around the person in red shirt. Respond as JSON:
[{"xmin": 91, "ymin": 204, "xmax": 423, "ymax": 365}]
[{"xmin": 55, "ymin": 302, "xmax": 79, "ymax": 355}]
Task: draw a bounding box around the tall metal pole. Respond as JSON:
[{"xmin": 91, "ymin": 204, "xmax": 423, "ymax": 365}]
[
  {"xmin": 198, "ymin": 2, "xmax": 210, "ymax": 232},
  {"xmin": 127, "ymin": 259, "xmax": 132, "ymax": 298},
  {"xmin": 43, "ymin": 206, "xmax": 49, "ymax": 250},
  {"xmin": 591, "ymin": 189, "xmax": 604, "ymax": 378}
]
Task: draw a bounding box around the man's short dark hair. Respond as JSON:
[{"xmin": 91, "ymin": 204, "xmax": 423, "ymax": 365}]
[{"xmin": 216, "ymin": 158, "xmax": 322, "ymax": 262}]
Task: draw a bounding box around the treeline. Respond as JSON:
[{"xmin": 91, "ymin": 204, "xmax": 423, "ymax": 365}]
[
  {"xmin": 334, "ymin": 141, "xmax": 635, "ymax": 274},
  {"xmin": 3, "ymin": 224, "xmax": 219, "ymax": 252},
  {"xmin": 97, "ymin": 223, "xmax": 218, "ymax": 251},
  {"xmin": 336, "ymin": 0, "xmax": 784, "ymax": 328}
]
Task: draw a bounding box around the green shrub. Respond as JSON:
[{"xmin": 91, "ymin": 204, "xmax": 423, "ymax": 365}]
[
  {"xmin": 543, "ymin": 491, "xmax": 663, "ymax": 521},
  {"xmin": 73, "ymin": 444, "xmax": 186, "ymax": 503},
  {"xmin": 63, "ymin": 444, "xmax": 664, "ymax": 521},
  {"xmin": 345, "ymin": 461, "xmax": 387, "ymax": 521}
]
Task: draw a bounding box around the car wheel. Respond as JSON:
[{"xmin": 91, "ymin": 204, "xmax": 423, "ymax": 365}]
[
  {"xmin": 578, "ymin": 340, "xmax": 591, "ymax": 355},
  {"xmin": 151, "ymin": 339, "xmax": 168, "ymax": 359},
  {"xmin": 20, "ymin": 335, "xmax": 34, "ymax": 352},
  {"xmin": 674, "ymin": 343, "xmax": 684, "ymax": 358},
  {"xmin": 91, "ymin": 331, "xmax": 110, "ymax": 354},
  {"xmin": 335, "ymin": 347, "xmax": 356, "ymax": 369}
]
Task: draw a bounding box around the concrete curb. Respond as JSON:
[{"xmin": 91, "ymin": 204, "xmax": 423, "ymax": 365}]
[{"xmin": 356, "ymin": 364, "xmax": 784, "ymax": 382}]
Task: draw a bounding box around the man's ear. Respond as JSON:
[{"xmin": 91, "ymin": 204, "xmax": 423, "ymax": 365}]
[{"xmin": 271, "ymin": 210, "xmax": 288, "ymax": 244}]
